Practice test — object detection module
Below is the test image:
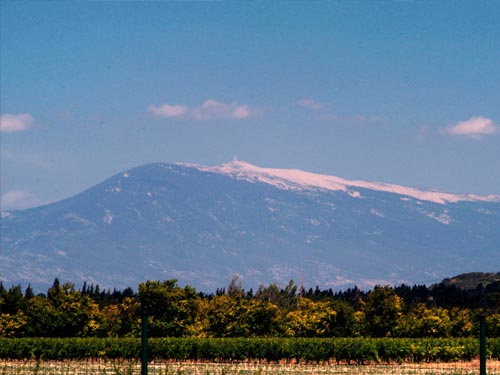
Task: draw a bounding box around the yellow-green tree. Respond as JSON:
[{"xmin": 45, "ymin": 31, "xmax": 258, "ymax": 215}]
[
  {"xmin": 202, "ymin": 294, "xmax": 280, "ymax": 337},
  {"xmin": 0, "ymin": 312, "xmax": 27, "ymax": 337},
  {"xmin": 363, "ymin": 286, "xmax": 403, "ymax": 337},
  {"xmin": 396, "ymin": 304, "xmax": 452, "ymax": 337},
  {"xmin": 449, "ymin": 307, "xmax": 473, "ymax": 337},
  {"xmin": 282, "ymin": 298, "xmax": 337, "ymax": 337},
  {"xmin": 25, "ymin": 281, "xmax": 100, "ymax": 337},
  {"xmin": 95, "ymin": 296, "xmax": 141, "ymax": 337},
  {"xmin": 138, "ymin": 280, "xmax": 201, "ymax": 337},
  {"xmin": 486, "ymin": 313, "xmax": 500, "ymax": 337}
]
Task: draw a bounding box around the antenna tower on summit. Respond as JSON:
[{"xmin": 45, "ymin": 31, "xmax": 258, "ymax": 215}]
[{"xmin": 233, "ymin": 155, "xmax": 238, "ymax": 161}]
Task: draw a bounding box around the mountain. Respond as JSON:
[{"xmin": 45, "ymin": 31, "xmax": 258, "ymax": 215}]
[
  {"xmin": 1, "ymin": 160, "xmax": 500, "ymax": 292},
  {"xmin": 437, "ymin": 272, "xmax": 500, "ymax": 291}
]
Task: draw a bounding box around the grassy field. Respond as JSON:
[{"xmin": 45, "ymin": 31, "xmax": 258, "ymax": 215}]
[{"xmin": 2, "ymin": 360, "xmax": 500, "ymax": 375}]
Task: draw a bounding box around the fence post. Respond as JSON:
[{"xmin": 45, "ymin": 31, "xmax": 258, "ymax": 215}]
[
  {"xmin": 141, "ymin": 309, "xmax": 149, "ymax": 375},
  {"xmin": 480, "ymin": 314, "xmax": 486, "ymax": 375}
]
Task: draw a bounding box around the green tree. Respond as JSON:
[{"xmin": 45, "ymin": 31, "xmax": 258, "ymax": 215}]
[
  {"xmin": 0, "ymin": 285, "xmax": 25, "ymax": 314},
  {"xmin": 138, "ymin": 279, "xmax": 200, "ymax": 337},
  {"xmin": 240, "ymin": 299, "xmax": 279, "ymax": 336},
  {"xmin": 396, "ymin": 304, "xmax": 452, "ymax": 337},
  {"xmin": 282, "ymin": 298, "xmax": 337, "ymax": 337},
  {"xmin": 486, "ymin": 313, "xmax": 500, "ymax": 337},
  {"xmin": 95, "ymin": 296, "xmax": 140, "ymax": 337},
  {"xmin": 449, "ymin": 307, "xmax": 473, "ymax": 337},
  {"xmin": 204, "ymin": 294, "xmax": 246, "ymax": 337},
  {"xmin": 0, "ymin": 312, "xmax": 27, "ymax": 337},
  {"xmin": 256, "ymin": 280, "xmax": 298, "ymax": 310},
  {"xmin": 329, "ymin": 299, "xmax": 356, "ymax": 336},
  {"xmin": 363, "ymin": 286, "xmax": 403, "ymax": 337},
  {"xmin": 25, "ymin": 282, "xmax": 99, "ymax": 337},
  {"xmin": 24, "ymin": 284, "xmax": 34, "ymax": 300},
  {"xmin": 24, "ymin": 296, "xmax": 58, "ymax": 336}
]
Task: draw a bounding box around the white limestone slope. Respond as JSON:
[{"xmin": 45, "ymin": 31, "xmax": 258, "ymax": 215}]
[{"xmin": 186, "ymin": 160, "xmax": 500, "ymax": 205}]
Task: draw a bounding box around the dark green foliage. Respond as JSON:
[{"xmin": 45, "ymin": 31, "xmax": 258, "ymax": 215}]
[
  {"xmin": 363, "ymin": 287, "xmax": 403, "ymax": 337},
  {"xmin": 138, "ymin": 280, "xmax": 199, "ymax": 337},
  {"xmin": 0, "ymin": 285, "xmax": 25, "ymax": 314},
  {"xmin": 0, "ymin": 337, "xmax": 499, "ymax": 362}
]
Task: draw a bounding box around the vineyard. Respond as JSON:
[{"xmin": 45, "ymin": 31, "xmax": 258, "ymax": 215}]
[
  {"xmin": 2, "ymin": 278, "xmax": 500, "ymax": 374},
  {"xmin": 1, "ymin": 337, "xmax": 500, "ymax": 363}
]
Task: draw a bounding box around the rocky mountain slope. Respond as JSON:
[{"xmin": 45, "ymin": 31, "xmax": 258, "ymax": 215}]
[{"xmin": 1, "ymin": 160, "xmax": 499, "ymax": 292}]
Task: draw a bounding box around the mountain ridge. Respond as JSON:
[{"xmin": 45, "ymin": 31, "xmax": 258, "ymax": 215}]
[
  {"xmin": 186, "ymin": 160, "xmax": 500, "ymax": 205},
  {"xmin": 1, "ymin": 161, "xmax": 499, "ymax": 292}
]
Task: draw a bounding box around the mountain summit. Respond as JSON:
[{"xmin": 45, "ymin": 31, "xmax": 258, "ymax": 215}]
[
  {"xmin": 189, "ymin": 160, "xmax": 500, "ymax": 205},
  {"xmin": 1, "ymin": 161, "xmax": 499, "ymax": 292}
]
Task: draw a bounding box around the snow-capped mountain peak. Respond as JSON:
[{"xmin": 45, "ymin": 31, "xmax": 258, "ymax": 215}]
[
  {"xmin": 2, "ymin": 160, "xmax": 500, "ymax": 292},
  {"xmin": 187, "ymin": 160, "xmax": 500, "ymax": 205}
]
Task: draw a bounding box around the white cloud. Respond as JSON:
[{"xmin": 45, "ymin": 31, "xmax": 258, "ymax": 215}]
[
  {"xmin": 444, "ymin": 116, "xmax": 499, "ymax": 139},
  {"xmin": 0, "ymin": 113, "xmax": 35, "ymax": 132},
  {"xmin": 147, "ymin": 99, "xmax": 253, "ymax": 120},
  {"xmin": 296, "ymin": 98, "xmax": 324, "ymax": 110},
  {"xmin": 1, "ymin": 190, "xmax": 41, "ymax": 210},
  {"xmin": 192, "ymin": 99, "xmax": 252, "ymax": 120},
  {"xmin": 230, "ymin": 105, "xmax": 252, "ymax": 119},
  {"xmin": 147, "ymin": 104, "xmax": 189, "ymax": 118}
]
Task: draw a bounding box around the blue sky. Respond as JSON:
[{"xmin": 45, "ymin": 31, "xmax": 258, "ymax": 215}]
[{"xmin": 1, "ymin": 1, "xmax": 499, "ymax": 210}]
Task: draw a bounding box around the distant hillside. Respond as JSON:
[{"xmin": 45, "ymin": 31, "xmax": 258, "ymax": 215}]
[{"xmin": 439, "ymin": 272, "xmax": 500, "ymax": 291}]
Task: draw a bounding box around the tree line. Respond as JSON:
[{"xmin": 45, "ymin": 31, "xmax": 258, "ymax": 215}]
[{"xmin": 0, "ymin": 276, "xmax": 499, "ymax": 338}]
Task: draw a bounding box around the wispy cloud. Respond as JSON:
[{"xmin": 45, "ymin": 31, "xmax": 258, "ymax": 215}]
[
  {"xmin": 296, "ymin": 98, "xmax": 325, "ymax": 110},
  {"xmin": 192, "ymin": 99, "xmax": 252, "ymax": 120},
  {"xmin": 443, "ymin": 116, "xmax": 499, "ymax": 139},
  {"xmin": 0, "ymin": 113, "xmax": 35, "ymax": 132},
  {"xmin": 1, "ymin": 190, "xmax": 41, "ymax": 210},
  {"xmin": 319, "ymin": 113, "xmax": 388, "ymax": 127},
  {"xmin": 147, "ymin": 104, "xmax": 189, "ymax": 118},
  {"xmin": 147, "ymin": 99, "xmax": 253, "ymax": 120}
]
